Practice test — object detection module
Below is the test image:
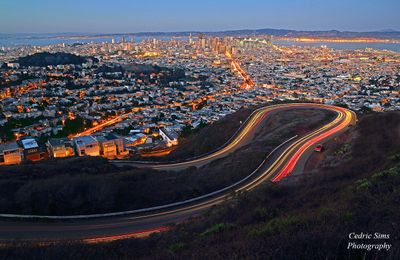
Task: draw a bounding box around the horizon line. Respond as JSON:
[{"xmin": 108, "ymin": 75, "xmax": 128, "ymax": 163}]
[{"xmin": 1, "ymin": 27, "xmax": 400, "ymax": 36}]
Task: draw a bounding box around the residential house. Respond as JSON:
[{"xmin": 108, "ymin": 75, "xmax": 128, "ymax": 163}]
[
  {"xmin": 0, "ymin": 142, "xmax": 23, "ymax": 165},
  {"xmin": 124, "ymin": 133, "xmax": 147, "ymax": 148},
  {"xmin": 96, "ymin": 134, "xmax": 128, "ymax": 159},
  {"xmin": 20, "ymin": 138, "xmax": 47, "ymax": 161},
  {"xmin": 159, "ymin": 127, "xmax": 179, "ymax": 147},
  {"xmin": 73, "ymin": 136, "xmax": 100, "ymax": 157},
  {"xmin": 47, "ymin": 138, "xmax": 75, "ymax": 158}
]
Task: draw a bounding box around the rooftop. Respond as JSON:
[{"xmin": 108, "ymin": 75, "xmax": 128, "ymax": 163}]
[
  {"xmin": 73, "ymin": 135, "xmax": 98, "ymax": 146},
  {"xmin": 0, "ymin": 142, "xmax": 20, "ymax": 153},
  {"xmin": 160, "ymin": 127, "xmax": 179, "ymax": 141},
  {"xmin": 48, "ymin": 137, "xmax": 71, "ymax": 147}
]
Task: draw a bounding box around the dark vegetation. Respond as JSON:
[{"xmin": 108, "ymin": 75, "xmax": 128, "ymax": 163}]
[
  {"xmin": 13, "ymin": 52, "xmax": 92, "ymax": 67},
  {"xmin": 126, "ymin": 64, "xmax": 186, "ymax": 87},
  {"xmin": 0, "ymin": 73, "xmax": 37, "ymax": 88},
  {"xmin": 0, "ymin": 108, "xmax": 332, "ymax": 215},
  {"xmin": 52, "ymin": 117, "xmax": 92, "ymax": 138},
  {"xmin": 0, "ymin": 116, "xmax": 92, "ymax": 143},
  {"xmin": 1, "ymin": 111, "xmax": 399, "ymax": 259},
  {"xmin": 0, "ymin": 117, "xmax": 45, "ymax": 142}
]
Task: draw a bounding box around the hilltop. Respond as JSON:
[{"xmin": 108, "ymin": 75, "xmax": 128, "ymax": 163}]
[{"xmin": 13, "ymin": 52, "xmax": 92, "ymax": 67}]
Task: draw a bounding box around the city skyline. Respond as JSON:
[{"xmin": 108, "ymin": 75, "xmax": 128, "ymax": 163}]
[{"xmin": 1, "ymin": 0, "xmax": 400, "ymax": 33}]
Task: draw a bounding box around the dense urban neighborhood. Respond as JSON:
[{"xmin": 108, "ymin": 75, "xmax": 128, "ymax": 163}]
[{"xmin": 0, "ymin": 35, "xmax": 399, "ymax": 165}]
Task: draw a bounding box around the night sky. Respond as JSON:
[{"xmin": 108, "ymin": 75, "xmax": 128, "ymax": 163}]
[{"xmin": 1, "ymin": 0, "xmax": 399, "ymax": 33}]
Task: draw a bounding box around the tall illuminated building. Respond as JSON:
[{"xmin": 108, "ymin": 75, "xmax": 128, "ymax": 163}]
[{"xmin": 189, "ymin": 33, "xmax": 193, "ymax": 45}]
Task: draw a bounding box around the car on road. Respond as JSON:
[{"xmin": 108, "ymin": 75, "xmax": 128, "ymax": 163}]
[{"xmin": 314, "ymin": 144, "xmax": 324, "ymax": 152}]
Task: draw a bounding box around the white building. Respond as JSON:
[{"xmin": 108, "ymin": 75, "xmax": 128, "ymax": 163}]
[
  {"xmin": 159, "ymin": 127, "xmax": 179, "ymax": 147},
  {"xmin": 73, "ymin": 136, "xmax": 100, "ymax": 157}
]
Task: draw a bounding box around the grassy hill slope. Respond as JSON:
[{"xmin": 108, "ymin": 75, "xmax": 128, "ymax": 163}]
[{"xmin": 1, "ymin": 112, "xmax": 399, "ymax": 259}]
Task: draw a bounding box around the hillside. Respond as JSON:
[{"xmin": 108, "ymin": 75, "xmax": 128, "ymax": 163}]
[
  {"xmin": 152, "ymin": 106, "xmax": 256, "ymax": 161},
  {"xmin": 13, "ymin": 52, "xmax": 90, "ymax": 67},
  {"xmin": 0, "ymin": 107, "xmax": 333, "ymax": 215},
  {"xmin": 142, "ymin": 101, "xmax": 334, "ymax": 162},
  {"xmin": 1, "ymin": 111, "xmax": 398, "ymax": 259}
]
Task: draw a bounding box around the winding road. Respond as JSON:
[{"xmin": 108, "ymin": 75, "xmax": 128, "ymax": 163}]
[{"xmin": 0, "ymin": 103, "xmax": 357, "ymax": 245}]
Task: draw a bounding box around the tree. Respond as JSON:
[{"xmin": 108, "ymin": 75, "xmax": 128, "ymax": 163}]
[
  {"xmin": 180, "ymin": 125, "xmax": 193, "ymax": 137},
  {"xmin": 360, "ymin": 106, "xmax": 372, "ymax": 114},
  {"xmin": 55, "ymin": 117, "xmax": 89, "ymax": 137}
]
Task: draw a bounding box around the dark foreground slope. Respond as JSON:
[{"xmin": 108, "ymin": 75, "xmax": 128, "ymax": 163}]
[{"xmin": 1, "ymin": 112, "xmax": 399, "ymax": 259}]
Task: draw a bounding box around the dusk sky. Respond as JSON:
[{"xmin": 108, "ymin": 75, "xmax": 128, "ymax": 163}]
[{"xmin": 1, "ymin": 0, "xmax": 399, "ymax": 33}]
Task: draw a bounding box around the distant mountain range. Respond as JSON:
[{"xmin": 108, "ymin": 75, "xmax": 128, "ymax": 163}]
[
  {"xmin": 1, "ymin": 28, "xmax": 400, "ymax": 39},
  {"xmin": 213, "ymin": 28, "xmax": 400, "ymax": 38},
  {"xmin": 108, "ymin": 28, "xmax": 400, "ymax": 39}
]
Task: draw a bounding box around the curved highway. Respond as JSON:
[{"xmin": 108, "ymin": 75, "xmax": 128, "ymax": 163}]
[
  {"xmin": 0, "ymin": 103, "xmax": 357, "ymax": 244},
  {"xmin": 114, "ymin": 103, "xmax": 356, "ymax": 171}
]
